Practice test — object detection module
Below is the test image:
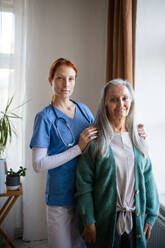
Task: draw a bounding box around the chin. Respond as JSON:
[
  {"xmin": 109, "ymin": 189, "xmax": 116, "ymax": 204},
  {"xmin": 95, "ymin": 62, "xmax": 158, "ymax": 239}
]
[
  {"xmin": 61, "ymin": 91, "xmax": 69, "ymax": 95},
  {"xmin": 114, "ymin": 113, "xmax": 127, "ymax": 119}
]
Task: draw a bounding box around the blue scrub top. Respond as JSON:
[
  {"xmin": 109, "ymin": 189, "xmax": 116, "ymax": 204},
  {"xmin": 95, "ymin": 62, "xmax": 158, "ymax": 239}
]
[{"xmin": 30, "ymin": 102, "xmax": 94, "ymax": 206}]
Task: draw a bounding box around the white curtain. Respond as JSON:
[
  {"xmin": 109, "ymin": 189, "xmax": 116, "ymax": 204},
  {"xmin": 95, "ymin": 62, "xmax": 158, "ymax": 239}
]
[
  {"xmin": 135, "ymin": 0, "xmax": 165, "ymax": 198},
  {"xmin": 0, "ymin": 0, "xmax": 27, "ymax": 240}
]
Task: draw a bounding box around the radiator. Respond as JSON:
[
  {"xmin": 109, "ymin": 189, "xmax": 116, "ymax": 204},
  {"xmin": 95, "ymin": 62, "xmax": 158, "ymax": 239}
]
[{"xmin": 147, "ymin": 204, "xmax": 165, "ymax": 248}]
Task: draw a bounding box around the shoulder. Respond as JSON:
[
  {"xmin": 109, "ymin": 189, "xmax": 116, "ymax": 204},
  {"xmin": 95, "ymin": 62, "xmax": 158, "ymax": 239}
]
[
  {"xmin": 134, "ymin": 145, "xmax": 152, "ymax": 175},
  {"xmin": 75, "ymin": 101, "xmax": 94, "ymax": 122},
  {"xmin": 83, "ymin": 140, "xmax": 98, "ymax": 160},
  {"xmin": 134, "ymin": 145, "xmax": 150, "ymax": 163},
  {"xmin": 30, "ymin": 105, "xmax": 53, "ymax": 148},
  {"xmin": 35, "ymin": 104, "xmax": 55, "ymax": 123}
]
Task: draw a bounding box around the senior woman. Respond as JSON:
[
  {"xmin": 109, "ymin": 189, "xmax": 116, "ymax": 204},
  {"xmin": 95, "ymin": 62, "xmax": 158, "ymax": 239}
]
[
  {"xmin": 30, "ymin": 58, "xmax": 98, "ymax": 248},
  {"xmin": 76, "ymin": 79, "xmax": 159, "ymax": 248}
]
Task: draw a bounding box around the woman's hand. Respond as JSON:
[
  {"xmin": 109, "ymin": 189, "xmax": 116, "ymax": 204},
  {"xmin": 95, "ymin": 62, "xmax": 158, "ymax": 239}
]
[
  {"xmin": 78, "ymin": 126, "xmax": 97, "ymax": 152},
  {"xmin": 82, "ymin": 223, "xmax": 96, "ymax": 244},
  {"xmin": 144, "ymin": 223, "xmax": 152, "ymax": 241},
  {"xmin": 138, "ymin": 124, "xmax": 147, "ymax": 139}
]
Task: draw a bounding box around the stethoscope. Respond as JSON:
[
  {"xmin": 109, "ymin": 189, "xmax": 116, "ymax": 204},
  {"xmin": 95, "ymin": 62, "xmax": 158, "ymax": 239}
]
[{"xmin": 51, "ymin": 100, "xmax": 91, "ymax": 147}]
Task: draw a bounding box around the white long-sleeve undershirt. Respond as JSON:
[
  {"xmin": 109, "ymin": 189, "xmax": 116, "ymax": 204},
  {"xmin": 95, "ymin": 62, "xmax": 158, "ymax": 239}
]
[{"xmin": 32, "ymin": 145, "xmax": 82, "ymax": 173}]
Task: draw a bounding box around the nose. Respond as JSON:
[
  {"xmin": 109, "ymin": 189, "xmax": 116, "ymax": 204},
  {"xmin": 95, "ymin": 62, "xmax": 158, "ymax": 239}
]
[
  {"xmin": 118, "ymin": 99, "xmax": 124, "ymax": 107},
  {"xmin": 63, "ymin": 78, "xmax": 69, "ymax": 87}
]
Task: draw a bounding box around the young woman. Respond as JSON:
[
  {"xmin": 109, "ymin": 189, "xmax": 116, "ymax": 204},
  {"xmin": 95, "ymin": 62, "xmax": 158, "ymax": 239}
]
[{"xmin": 30, "ymin": 58, "xmax": 97, "ymax": 248}]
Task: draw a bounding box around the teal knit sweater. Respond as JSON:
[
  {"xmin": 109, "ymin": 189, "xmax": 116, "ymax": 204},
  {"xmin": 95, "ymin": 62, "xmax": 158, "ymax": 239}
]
[{"xmin": 76, "ymin": 143, "xmax": 159, "ymax": 248}]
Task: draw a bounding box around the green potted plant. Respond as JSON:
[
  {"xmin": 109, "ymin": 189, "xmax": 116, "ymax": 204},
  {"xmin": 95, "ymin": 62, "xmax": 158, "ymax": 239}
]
[
  {"xmin": 6, "ymin": 166, "xmax": 27, "ymax": 190},
  {"xmin": 0, "ymin": 96, "xmax": 25, "ymax": 192}
]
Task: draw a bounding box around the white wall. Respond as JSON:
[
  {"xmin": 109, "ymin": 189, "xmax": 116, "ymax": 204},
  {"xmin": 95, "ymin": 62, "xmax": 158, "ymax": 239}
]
[
  {"xmin": 135, "ymin": 0, "xmax": 165, "ymax": 195},
  {"xmin": 24, "ymin": 0, "xmax": 107, "ymax": 240}
]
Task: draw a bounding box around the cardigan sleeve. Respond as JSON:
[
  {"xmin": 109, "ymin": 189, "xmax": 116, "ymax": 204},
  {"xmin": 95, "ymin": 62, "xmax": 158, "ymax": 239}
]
[
  {"xmin": 76, "ymin": 146, "xmax": 96, "ymax": 226},
  {"xmin": 143, "ymin": 157, "xmax": 159, "ymax": 226}
]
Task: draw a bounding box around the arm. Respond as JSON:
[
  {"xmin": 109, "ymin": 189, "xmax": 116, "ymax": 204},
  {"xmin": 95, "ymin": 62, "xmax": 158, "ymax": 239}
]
[
  {"xmin": 32, "ymin": 145, "xmax": 82, "ymax": 172},
  {"xmin": 76, "ymin": 147, "xmax": 96, "ymax": 244},
  {"xmin": 32, "ymin": 126, "xmax": 97, "ymax": 173},
  {"xmin": 143, "ymin": 157, "xmax": 159, "ymax": 240}
]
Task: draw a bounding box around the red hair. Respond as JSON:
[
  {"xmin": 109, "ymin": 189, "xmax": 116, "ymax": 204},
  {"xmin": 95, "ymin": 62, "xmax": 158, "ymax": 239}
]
[{"xmin": 48, "ymin": 58, "xmax": 78, "ymax": 83}]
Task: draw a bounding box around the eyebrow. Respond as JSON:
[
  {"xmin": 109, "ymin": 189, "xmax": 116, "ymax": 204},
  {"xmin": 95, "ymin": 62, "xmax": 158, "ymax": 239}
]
[
  {"xmin": 109, "ymin": 94, "xmax": 130, "ymax": 97},
  {"xmin": 56, "ymin": 73, "xmax": 75, "ymax": 77}
]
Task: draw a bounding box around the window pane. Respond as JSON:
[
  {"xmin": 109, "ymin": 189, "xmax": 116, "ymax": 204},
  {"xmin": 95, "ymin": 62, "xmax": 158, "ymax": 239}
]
[
  {"xmin": 136, "ymin": 0, "xmax": 165, "ymax": 198},
  {"xmin": 0, "ymin": 68, "xmax": 15, "ymax": 110},
  {"xmin": 0, "ymin": 12, "xmax": 15, "ymax": 54}
]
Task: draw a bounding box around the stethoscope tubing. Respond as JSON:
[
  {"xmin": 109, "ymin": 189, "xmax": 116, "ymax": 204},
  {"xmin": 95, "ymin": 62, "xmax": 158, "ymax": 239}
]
[{"xmin": 51, "ymin": 100, "xmax": 90, "ymax": 147}]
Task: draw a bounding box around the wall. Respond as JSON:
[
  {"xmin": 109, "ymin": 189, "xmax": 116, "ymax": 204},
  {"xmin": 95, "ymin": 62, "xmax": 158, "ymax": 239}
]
[
  {"xmin": 135, "ymin": 0, "xmax": 165, "ymax": 195},
  {"xmin": 24, "ymin": 0, "xmax": 107, "ymax": 240}
]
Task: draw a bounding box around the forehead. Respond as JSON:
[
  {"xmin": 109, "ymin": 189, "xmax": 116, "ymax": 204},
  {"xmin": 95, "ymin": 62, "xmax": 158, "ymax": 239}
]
[
  {"xmin": 55, "ymin": 65, "xmax": 76, "ymax": 76},
  {"xmin": 106, "ymin": 84, "xmax": 131, "ymax": 97}
]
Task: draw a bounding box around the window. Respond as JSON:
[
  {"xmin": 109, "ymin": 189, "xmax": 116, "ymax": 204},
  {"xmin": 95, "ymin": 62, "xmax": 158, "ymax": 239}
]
[
  {"xmin": 0, "ymin": 11, "xmax": 14, "ymax": 54},
  {"xmin": 0, "ymin": 0, "xmax": 26, "ymax": 169},
  {"xmin": 0, "ymin": 6, "xmax": 15, "ymax": 109},
  {"xmin": 135, "ymin": 0, "xmax": 165, "ymax": 206},
  {"xmin": 0, "ymin": 0, "xmax": 26, "ymax": 239}
]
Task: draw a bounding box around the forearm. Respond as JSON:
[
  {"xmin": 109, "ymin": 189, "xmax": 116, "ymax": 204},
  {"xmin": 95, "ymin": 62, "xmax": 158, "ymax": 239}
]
[
  {"xmin": 32, "ymin": 145, "xmax": 82, "ymax": 172},
  {"xmin": 76, "ymin": 157, "xmax": 95, "ymax": 225},
  {"xmin": 78, "ymin": 194, "xmax": 96, "ymax": 226},
  {"xmin": 144, "ymin": 161, "xmax": 159, "ymax": 225},
  {"xmin": 145, "ymin": 178, "xmax": 159, "ymax": 226}
]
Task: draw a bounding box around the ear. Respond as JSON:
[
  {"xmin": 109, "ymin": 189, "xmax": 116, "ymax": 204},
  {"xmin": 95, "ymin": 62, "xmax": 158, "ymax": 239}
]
[{"xmin": 48, "ymin": 77, "xmax": 52, "ymax": 86}]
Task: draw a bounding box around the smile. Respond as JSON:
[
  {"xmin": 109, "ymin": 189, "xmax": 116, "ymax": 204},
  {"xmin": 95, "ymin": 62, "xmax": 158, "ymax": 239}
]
[
  {"xmin": 116, "ymin": 108, "xmax": 126, "ymax": 112},
  {"xmin": 62, "ymin": 90, "xmax": 70, "ymax": 93}
]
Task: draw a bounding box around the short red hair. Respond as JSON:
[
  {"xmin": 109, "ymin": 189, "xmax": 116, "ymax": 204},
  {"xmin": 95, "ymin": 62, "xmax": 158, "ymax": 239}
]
[{"xmin": 48, "ymin": 58, "xmax": 78, "ymax": 83}]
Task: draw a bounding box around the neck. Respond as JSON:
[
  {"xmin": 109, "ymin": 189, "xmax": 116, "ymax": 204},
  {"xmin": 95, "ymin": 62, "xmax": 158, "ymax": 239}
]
[
  {"xmin": 110, "ymin": 118, "xmax": 127, "ymax": 133},
  {"xmin": 52, "ymin": 95, "xmax": 72, "ymax": 108}
]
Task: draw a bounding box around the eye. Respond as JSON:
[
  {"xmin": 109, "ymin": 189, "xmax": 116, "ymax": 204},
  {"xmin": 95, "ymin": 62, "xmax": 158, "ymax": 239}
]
[
  {"xmin": 57, "ymin": 76, "xmax": 63, "ymax": 80},
  {"xmin": 110, "ymin": 98, "xmax": 118, "ymax": 102},
  {"xmin": 123, "ymin": 96, "xmax": 129, "ymax": 101},
  {"xmin": 69, "ymin": 77, "xmax": 74, "ymax": 82}
]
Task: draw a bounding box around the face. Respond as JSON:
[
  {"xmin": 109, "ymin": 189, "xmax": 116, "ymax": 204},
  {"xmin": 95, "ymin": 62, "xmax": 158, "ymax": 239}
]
[
  {"xmin": 105, "ymin": 84, "xmax": 132, "ymax": 122},
  {"xmin": 50, "ymin": 65, "xmax": 76, "ymax": 99}
]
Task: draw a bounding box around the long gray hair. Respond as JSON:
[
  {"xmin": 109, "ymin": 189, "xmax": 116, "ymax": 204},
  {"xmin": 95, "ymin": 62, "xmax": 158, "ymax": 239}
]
[{"xmin": 93, "ymin": 79, "xmax": 148, "ymax": 158}]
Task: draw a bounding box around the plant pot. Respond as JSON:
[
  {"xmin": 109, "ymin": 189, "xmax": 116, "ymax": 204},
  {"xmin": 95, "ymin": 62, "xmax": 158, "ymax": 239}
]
[
  {"xmin": 6, "ymin": 175, "xmax": 20, "ymax": 190},
  {"xmin": 0, "ymin": 159, "xmax": 6, "ymax": 193}
]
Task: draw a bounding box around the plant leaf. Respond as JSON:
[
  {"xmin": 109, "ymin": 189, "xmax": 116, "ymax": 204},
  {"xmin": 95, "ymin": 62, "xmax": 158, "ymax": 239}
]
[
  {"xmin": 11, "ymin": 99, "xmax": 31, "ymax": 112},
  {"xmin": 5, "ymin": 113, "xmax": 22, "ymax": 119},
  {"xmin": 4, "ymin": 96, "xmax": 14, "ymax": 113},
  {"xmin": 6, "ymin": 116, "xmax": 12, "ymax": 142}
]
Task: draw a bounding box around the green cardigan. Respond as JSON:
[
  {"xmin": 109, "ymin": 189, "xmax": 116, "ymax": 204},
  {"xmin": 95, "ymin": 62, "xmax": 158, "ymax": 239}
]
[{"xmin": 76, "ymin": 143, "xmax": 159, "ymax": 248}]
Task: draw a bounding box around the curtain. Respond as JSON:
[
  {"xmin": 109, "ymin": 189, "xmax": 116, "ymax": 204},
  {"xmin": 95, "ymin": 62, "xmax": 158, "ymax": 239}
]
[
  {"xmin": 106, "ymin": 0, "xmax": 137, "ymax": 86},
  {"xmin": 0, "ymin": 0, "xmax": 27, "ymax": 240}
]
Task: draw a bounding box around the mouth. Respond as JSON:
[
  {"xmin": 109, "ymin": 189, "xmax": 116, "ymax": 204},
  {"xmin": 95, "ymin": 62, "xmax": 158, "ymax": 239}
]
[
  {"xmin": 62, "ymin": 90, "xmax": 70, "ymax": 93},
  {"xmin": 115, "ymin": 108, "xmax": 127, "ymax": 115},
  {"xmin": 117, "ymin": 108, "xmax": 126, "ymax": 112}
]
